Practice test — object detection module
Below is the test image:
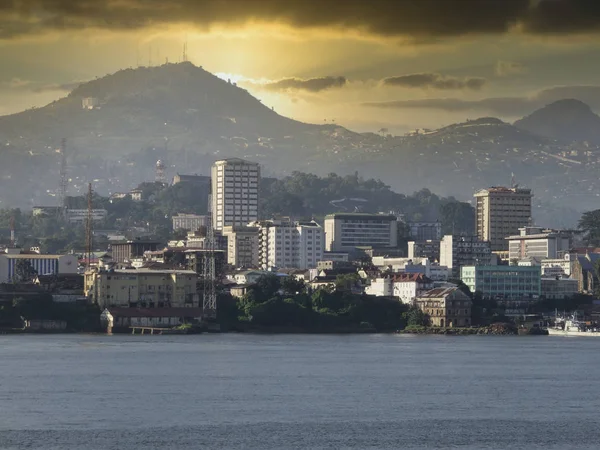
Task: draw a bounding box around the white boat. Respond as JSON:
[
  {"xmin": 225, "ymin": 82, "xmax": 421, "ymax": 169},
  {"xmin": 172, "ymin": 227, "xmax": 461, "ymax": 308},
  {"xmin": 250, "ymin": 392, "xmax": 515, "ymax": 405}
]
[{"xmin": 548, "ymin": 314, "xmax": 600, "ymax": 337}]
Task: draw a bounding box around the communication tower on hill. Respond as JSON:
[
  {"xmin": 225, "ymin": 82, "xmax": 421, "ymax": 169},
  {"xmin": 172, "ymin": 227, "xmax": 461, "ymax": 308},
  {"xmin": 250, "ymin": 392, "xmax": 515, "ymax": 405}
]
[
  {"xmin": 155, "ymin": 159, "xmax": 166, "ymax": 183},
  {"xmin": 59, "ymin": 138, "xmax": 68, "ymax": 218},
  {"xmin": 86, "ymin": 183, "xmax": 94, "ymax": 268}
]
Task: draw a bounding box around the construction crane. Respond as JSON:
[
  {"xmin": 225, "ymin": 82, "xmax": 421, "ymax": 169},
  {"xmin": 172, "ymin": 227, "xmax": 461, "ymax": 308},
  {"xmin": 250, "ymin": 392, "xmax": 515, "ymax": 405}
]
[{"xmin": 85, "ymin": 183, "xmax": 93, "ymax": 269}]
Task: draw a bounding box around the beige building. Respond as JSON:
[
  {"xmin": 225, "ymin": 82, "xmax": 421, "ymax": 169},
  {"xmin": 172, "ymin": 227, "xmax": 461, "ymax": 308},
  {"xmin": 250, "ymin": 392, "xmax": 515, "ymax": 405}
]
[
  {"xmin": 474, "ymin": 187, "xmax": 532, "ymax": 251},
  {"xmin": 222, "ymin": 226, "xmax": 260, "ymax": 268},
  {"xmin": 172, "ymin": 213, "xmax": 209, "ymax": 232},
  {"xmin": 324, "ymin": 213, "xmax": 398, "ymax": 252},
  {"xmin": 84, "ymin": 268, "xmax": 199, "ymax": 309},
  {"xmin": 414, "ymin": 287, "xmax": 472, "ymax": 328},
  {"xmin": 211, "ymin": 158, "xmax": 260, "ymax": 231}
]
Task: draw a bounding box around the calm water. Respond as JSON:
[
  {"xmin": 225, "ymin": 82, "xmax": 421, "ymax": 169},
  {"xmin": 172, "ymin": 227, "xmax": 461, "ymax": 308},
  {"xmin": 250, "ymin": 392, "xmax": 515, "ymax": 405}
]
[{"xmin": 1, "ymin": 333, "xmax": 600, "ymax": 449}]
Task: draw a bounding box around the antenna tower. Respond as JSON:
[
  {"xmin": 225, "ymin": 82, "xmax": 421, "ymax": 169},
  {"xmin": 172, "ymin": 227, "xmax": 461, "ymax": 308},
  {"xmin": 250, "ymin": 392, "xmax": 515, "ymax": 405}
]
[
  {"xmin": 155, "ymin": 159, "xmax": 166, "ymax": 183},
  {"xmin": 59, "ymin": 138, "xmax": 68, "ymax": 218},
  {"xmin": 202, "ymin": 213, "xmax": 217, "ymax": 319},
  {"xmin": 85, "ymin": 183, "xmax": 93, "ymax": 268},
  {"xmin": 9, "ymin": 216, "xmax": 15, "ymax": 248},
  {"xmin": 183, "ymin": 39, "xmax": 188, "ymax": 62}
]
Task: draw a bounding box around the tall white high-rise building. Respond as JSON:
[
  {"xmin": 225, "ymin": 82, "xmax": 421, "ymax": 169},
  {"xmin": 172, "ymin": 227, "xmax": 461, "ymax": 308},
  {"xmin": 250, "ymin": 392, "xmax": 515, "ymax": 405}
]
[
  {"xmin": 474, "ymin": 187, "xmax": 532, "ymax": 251},
  {"xmin": 250, "ymin": 219, "xmax": 324, "ymax": 270},
  {"xmin": 211, "ymin": 158, "xmax": 260, "ymax": 231}
]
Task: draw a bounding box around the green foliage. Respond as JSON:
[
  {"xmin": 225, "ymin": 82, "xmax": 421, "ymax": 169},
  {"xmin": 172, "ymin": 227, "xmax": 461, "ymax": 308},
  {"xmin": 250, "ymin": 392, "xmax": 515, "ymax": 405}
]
[
  {"xmin": 253, "ymin": 274, "xmax": 282, "ymax": 300},
  {"xmin": 579, "ymin": 209, "xmax": 600, "ymax": 246},
  {"xmin": 403, "ymin": 306, "xmax": 430, "ymax": 327},
  {"xmin": 281, "ymin": 277, "xmax": 306, "ymax": 296},
  {"xmin": 335, "ymin": 273, "xmax": 361, "ymax": 292},
  {"xmin": 14, "ymin": 260, "xmax": 37, "ymax": 283}
]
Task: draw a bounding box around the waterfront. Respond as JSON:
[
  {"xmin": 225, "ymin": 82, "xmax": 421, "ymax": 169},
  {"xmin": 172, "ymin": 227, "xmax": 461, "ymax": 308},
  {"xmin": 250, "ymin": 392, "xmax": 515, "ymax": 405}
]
[{"xmin": 2, "ymin": 334, "xmax": 600, "ymax": 449}]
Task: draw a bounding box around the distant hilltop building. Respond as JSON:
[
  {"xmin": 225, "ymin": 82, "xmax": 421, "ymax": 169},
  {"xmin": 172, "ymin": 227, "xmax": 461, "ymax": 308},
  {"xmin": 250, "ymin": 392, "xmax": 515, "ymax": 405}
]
[
  {"xmin": 474, "ymin": 186, "xmax": 533, "ymax": 252},
  {"xmin": 81, "ymin": 97, "xmax": 99, "ymax": 110},
  {"xmin": 66, "ymin": 209, "xmax": 107, "ymax": 225},
  {"xmin": 172, "ymin": 213, "xmax": 209, "ymax": 232}
]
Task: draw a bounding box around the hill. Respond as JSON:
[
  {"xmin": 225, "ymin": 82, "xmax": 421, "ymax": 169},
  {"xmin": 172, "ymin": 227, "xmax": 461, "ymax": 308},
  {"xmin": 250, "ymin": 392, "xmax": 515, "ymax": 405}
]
[
  {"xmin": 514, "ymin": 99, "xmax": 600, "ymax": 144},
  {"xmin": 0, "ymin": 63, "xmax": 599, "ymax": 227}
]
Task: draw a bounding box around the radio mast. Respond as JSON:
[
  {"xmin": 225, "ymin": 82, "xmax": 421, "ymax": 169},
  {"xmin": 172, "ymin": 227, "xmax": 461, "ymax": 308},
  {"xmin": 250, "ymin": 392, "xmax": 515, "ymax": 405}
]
[
  {"xmin": 202, "ymin": 211, "xmax": 217, "ymax": 319},
  {"xmin": 86, "ymin": 183, "xmax": 93, "ymax": 268},
  {"xmin": 59, "ymin": 138, "xmax": 68, "ymax": 219}
]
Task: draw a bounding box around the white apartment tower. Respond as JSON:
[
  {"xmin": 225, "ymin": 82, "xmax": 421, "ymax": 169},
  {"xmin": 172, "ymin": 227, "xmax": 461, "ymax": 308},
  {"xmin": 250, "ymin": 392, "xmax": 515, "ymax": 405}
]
[
  {"xmin": 211, "ymin": 158, "xmax": 260, "ymax": 231},
  {"xmin": 474, "ymin": 187, "xmax": 532, "ymax": 252},
  {"xmin": 251, "ymin": 219, "xmax": 324, "ymax": 270}
]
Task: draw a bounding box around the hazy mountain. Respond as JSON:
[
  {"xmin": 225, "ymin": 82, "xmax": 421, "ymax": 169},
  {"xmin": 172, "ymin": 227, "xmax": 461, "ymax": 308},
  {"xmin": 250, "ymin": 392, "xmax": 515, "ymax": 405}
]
[
  {"xmin": 514, "ymin": 99, "xmax": 600, "ymax": 144},
  {"xmin": 0, "ymin": 63, "xmax": 598, "ymax": 227}
]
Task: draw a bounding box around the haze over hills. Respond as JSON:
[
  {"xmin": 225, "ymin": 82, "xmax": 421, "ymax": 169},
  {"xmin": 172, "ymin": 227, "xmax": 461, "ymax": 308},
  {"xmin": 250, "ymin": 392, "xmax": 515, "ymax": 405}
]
[
  {"xmin": 0, "ymin": 62, "xmax": 599, "ymax": 227},
  {"xmin": 514, "ymin": 99, "xmax": 600, "ymax": 144}
]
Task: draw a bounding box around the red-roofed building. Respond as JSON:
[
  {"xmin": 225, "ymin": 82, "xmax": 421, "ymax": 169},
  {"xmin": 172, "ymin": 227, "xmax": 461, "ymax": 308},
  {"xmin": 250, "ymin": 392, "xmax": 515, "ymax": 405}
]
[{"xmin": 365, "ymin": 273, "xmax": 433, "ymax": 303}]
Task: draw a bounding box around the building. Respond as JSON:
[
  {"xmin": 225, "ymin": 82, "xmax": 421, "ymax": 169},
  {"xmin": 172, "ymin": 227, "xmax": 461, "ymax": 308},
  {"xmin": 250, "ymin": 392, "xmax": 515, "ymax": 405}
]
[
  {"xmin": 222, "ymin": 226, "xmax": 260, "ymax": 268},
  {"xmin": 65, "ymin": 209, "xmax": 108, "ymax": 225},
  {"xmin": 392, "ymin": 273, "xmax": 434, "ymax": 304},
  {"xmin": 324, "ymin": 213, "xmax": 398, "ymax": 252},
  {"xmin": 185, "ymin": 229, "xmax": 227, "ymax": 251},
  {"xmin": 474, "ymin": 187, "xmax": 533, "ymax": 251},
  {"xmin": 172, "ymin": 174, "xmax": 211, "ymax": 186},
  {"xmin": 211, "ymin": 158, "xmax": 260, "ymax": 230},
  {"xmin": 130, "ymin": 189, "xmax": 143, "ymax": 202},
  {"xmin": 540, "ymin": 254, "xmax": 575, "ymax": 277},
  {"xmin": 408, "ymin": 240, "xmax": 440, "ymax": 262},
  {"xmin": 506, "ymin": 227, "xmax": 571, "ymax": 261},
  {"xmin": 252, "ymin": 219, "xmax": 324, "ymax": 270},
  {"xmin": 408, "ymin": 222, "xmax": 442, "ymax": 241},
  {"xmin": 414, "ymin": 287, "xmax": 472, "ymax": 328},
  {"xmin": 84, "ymin": 268, "xmax": 199, "ymax": 309},
  {"xmin": 541, "ymin": 277, "xmax": 579, "ymax": 300},
  {"xmin": 439, "ymin": 235, "xmax": 493, "ymax": 276},
  {"xmin": 172, "ymin": 213, "xmax": 209, "ymax": 232},
  {"xmin": 461, "ymin": 265, "xmax": 541, "ymax": 300},
  {"xmin": 32, "ymin": 206, "xmax": 63, "ymax": 217},
  {"xmin": 0, "ymin": 253, "xmax": 78, "ymax": 283},
  {"xmin": 571, "ymin": 252, "xmax": 600, "ymax": 293},
  {"xmin": 82, "ymin": 97, "xmax": 99, "ymax": 109},
  {"xmin": 110, "ymin": 240, "xmax": 162, "ymax": 263}
]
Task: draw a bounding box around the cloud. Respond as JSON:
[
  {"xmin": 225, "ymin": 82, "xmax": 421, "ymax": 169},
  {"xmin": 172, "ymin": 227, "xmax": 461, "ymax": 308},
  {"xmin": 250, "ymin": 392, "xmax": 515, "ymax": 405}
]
[
  {"xmin": 495, "ymin": 61, "xmax": 527, "ymax": 77},
  {"xmin": 1, "ymin": 1, "xmax": 600, "ymax": 40},
  {"xmin": 383, "ymin": 73, "xmax": 486, "ymax": 90},
  {"xmin": 363, "ymin": 85, "xmax": 600, "ymax": 117},
  {"xmin": 245, "ymin": 76, "xmax": 347, "ymax": 93}
]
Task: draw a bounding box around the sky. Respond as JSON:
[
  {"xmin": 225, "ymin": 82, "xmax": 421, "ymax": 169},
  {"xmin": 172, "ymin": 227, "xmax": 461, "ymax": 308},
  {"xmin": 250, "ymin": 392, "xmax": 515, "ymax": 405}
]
[{"xmin": 2, "ymin": 0, "xmax": 600, "ymax": 134}]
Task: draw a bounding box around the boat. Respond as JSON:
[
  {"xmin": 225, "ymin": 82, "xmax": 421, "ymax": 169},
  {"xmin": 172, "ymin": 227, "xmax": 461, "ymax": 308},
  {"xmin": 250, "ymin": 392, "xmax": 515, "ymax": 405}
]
[{"xmin": 548, "ymin": 313, "xmax": 600, "ymax": 337}]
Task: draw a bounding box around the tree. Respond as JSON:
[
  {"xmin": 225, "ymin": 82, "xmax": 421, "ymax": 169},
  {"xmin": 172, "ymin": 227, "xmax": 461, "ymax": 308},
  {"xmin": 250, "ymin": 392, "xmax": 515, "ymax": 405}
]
[
  {"xmin": 403, "ymin": 306, "xmax": 430, "ymax": 327},
  {"xmin": 281, "ymin": 277, "xmax": 306, "ymax": 296},
  {"xmin": 254, "ymin": 274, "xmax": 282, "ymax": 300},
  {"xmin": 335, "ymin": 273, "xmax": 360, "ymax": 292},
  {"xmin": 579, "ymin": 209, "xmax": 600, "ymax": 247},
  {"xmin": 14, "ymin": 260, "xmax": 37, "ymax": 284}
]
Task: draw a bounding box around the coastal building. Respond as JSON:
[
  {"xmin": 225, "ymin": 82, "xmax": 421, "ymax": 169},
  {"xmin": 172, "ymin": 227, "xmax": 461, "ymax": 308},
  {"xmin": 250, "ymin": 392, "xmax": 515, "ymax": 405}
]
[
  {"xmin": 392, "ymin": 273, "xmax": 434, "ymax": 304},
  {"xmin": 211, "ymin": 158, "xmax": 260, "ymax": 231},
  {"xmin": 0, "ymin": 253, "xmax": 78, "ymax": 283},
  {"xmin": 65, "ymin": 209, "xmax": 107, "ymax": 225},
  {"xmin": 506, "ymin": 227, "xmax": 571, "ymax": 261},
  {"xmin": 474, "ymin": 187, "xmax": 533, "ymax": 251},
  {"xmin": 460, "ymin": 265, "xmax": 541, "ymax": 300},
  {"xmin": 414, "ymin": 287, "xmax": 472, "ymax": 328},
  {"xmin": 541, "ymin": 277, "xmax": 579, "ymax": 300},
  {"xmin": 571, "ymin": 252, "xmax": 600, "ymax": 293},
  {"xmin": 171, "ymin": 213, "xmax": 209, "ymax": 232},
  {"xmin": 84, "ymin": 268, "xmax": 199, "ymax": 309},
  {"xmin": 222, "ymin": 225, "xmax": 260, "ymax": 268},
  {"xmin": 439, "ymin": 235, "xmax": 493, "ymax": 277},
  {"xmin": 324, "ymin": 213, "xmax": 398, "ymax": 252},
  {"xmin": 408, "ymin": 240, "xmax": 440, "ymax": 262},
  {"xmin": 251, "ymin": 219, "xmax": 324, "ymax": 270},
  {"xmin": 110, "ymin": 240, "xmax": 162, "ymax": 263}
]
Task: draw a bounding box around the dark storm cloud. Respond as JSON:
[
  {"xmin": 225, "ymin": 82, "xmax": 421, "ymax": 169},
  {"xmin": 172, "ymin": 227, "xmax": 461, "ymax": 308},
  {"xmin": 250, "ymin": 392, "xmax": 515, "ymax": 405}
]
[
  {"xmin": 383, "ymin": 73, "xmax": 486, "ymax": 90},
  {"xmin": 363, "ymin": 85, "xmax": 600, "ymax": 117},
  {"xmin": 1, "ymin": 0, "xmax": 600, "ymax": 39},
  {"xmin": 246, "ymin": 76, "xmax": 347, "ymax": 93}
]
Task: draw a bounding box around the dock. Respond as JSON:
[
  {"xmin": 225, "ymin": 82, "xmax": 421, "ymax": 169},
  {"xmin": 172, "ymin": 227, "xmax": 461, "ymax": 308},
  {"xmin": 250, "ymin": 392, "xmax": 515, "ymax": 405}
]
[{"xmin": 130, "ymin": 326, "xmax": 168, "ymax": 335}]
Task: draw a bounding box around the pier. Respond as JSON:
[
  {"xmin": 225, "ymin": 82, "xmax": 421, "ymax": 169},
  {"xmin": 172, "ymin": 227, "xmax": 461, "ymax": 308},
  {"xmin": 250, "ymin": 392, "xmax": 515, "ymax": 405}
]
[{"xmin": 130, "ymin": 326, "xmax": 168, "ymax": 335}]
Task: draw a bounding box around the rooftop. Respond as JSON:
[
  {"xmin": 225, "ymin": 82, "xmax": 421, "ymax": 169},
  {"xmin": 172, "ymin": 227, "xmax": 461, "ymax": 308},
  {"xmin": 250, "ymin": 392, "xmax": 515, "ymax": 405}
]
[{"xmin": 324, "ymin": 213, "xmax": 397, "ymax": 220}]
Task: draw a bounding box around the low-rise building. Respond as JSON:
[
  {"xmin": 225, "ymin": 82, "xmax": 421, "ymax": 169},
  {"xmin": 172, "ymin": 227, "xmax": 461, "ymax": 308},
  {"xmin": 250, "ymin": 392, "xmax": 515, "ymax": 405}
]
[
  {"xmin": 408, "ymin": 240, "xmax": 440, "ymax": 262},
  {"xmin": 66, "ymin": 209, "xmax": 107, "ymax": 225},
  {"xmin": 172, "ymin": 213, "xmax": 209, "ymax": 232},
  {"xmin": 541, "ymin": 277, "xmax": 579, "ymax": 300},
  {"xmin": 408, "ymin": 222, "xmax": 442, "ymax": 241},
  {"xmin": 506, "ymin": 227, "xmax": 571, "ymax": 261},
  {"xmin": 84, "ymin": 268, "xmax": 199, "ymax": 309},
  {"xmin": 414, "ymin": 287, "xmax": 472, "ymax": 328},
  {"xmin": 571, "ymin": 252, "xmax": 600, "ymax": 293},
  {"xmin": 324, "ymin": 213, "xmax": 398, "ymax": 252},
  {"xmin": 540, "ymin": 254, "xmax": 574, "ymax": 277},
  {"xmin": 110, "ymin": 240, "xmax": 162, "ymax": 263},
  {"xmin": 461, "ymin": 265, "xmax": 541, "ymax": 300},
  {"xmin": 0, "ymin": 253, "xmax": 78, "ymax": 283},
  {"xmin": 392, "ymin": 273, "xmax": 434, "ymax": 304}
]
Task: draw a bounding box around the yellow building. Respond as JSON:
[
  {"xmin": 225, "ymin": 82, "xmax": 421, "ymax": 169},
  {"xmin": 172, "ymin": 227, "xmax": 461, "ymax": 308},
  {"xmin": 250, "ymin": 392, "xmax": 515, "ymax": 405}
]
[
  {"xmin": 85, "ymin": 269, "xmax": 199, "ymax": 309},
  {"xmin": 415, "ymin": 287, "xmax": 472, "ymax": 328}
]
